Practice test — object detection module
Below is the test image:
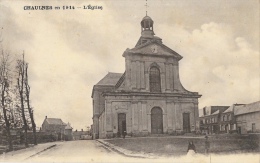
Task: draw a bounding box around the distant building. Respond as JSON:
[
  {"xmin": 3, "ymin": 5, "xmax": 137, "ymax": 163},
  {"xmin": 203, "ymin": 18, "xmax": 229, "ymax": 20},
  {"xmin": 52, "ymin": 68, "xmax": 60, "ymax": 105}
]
[
  {"xmin": 73, "ymin": 129, "xmax": 90, "ymax": 140},
  {"xmin": 199, "ymin": 106, "xmax": 229, "ymax": 134},
  {"xmin": 64, "ymin": 122, "xmax": 73, "ymax": 141},
  {"xmin": 220, "ymin": 104, "xmax": 244, "ymax": 134},
  {"xmin": 41, "ymin": 116, "xmax": 67, "ymax": 140},
  {"xmin": 199, "ymin": 101, "xmax": 260, "ymax": 135},
  {"xmin": 234, "ymin": 101, "xmax": 260, "ymax": 134}
]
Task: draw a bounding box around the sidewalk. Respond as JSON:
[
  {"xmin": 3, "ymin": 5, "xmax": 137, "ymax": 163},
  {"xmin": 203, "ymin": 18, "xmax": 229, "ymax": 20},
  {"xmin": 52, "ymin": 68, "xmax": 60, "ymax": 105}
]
[
  {"xmin": 0, "ymin": 141, "xmax": 61, "ymax": 162},
  {"xmin": 96, "ymin": 139, "xmax": 157, "ymax": 158}
]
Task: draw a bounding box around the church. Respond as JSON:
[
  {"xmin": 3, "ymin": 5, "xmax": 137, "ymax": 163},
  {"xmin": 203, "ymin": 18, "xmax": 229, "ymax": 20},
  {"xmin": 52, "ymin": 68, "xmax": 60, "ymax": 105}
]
[{"xmin": 92, "ymin": 15, "xmax": 201, "ymax": 139}]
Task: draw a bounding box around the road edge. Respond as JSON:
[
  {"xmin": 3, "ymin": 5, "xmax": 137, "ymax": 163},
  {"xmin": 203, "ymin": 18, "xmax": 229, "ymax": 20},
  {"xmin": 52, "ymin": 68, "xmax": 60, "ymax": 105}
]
[
  {"xmin": 24, "ymin": 144, "xmax": 57, "ymax": 160},
  {"xmin": 96, "ymin": 139, "xmax": 156, "ymax": 159}
]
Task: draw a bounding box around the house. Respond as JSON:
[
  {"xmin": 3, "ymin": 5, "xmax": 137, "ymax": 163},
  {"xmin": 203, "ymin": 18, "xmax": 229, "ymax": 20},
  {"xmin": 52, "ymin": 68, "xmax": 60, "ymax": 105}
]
[
  {"xmin": 220, "ymin": 104, "xmax": 244, "ymax": 134},
  {"xmin": 234, "ymin": 101, "xmax": 260, "ymax": 134},
  {"xmin": 73, "ymin": 129, "xmax": 90, "ymax": 140},
  {"xmin": 41, "ymin": 116, "xmax": 67, "ymax": 140},
  {"xmin": 199, "ymin": 106, "xmax": 229, "ymax": 134},
  {"xmin": 92, "ymin": 15, "xmax": 201, "ymax": 139},
  {"xmin": 64, "ymin": 122, "xmax": 73, "ymax": 141}
]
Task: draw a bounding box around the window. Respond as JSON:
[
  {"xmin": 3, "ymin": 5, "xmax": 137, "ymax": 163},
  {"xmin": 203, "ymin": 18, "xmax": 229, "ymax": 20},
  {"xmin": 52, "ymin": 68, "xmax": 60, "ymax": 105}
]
[
  {"xmin": 211, "ymin": 117, "xmax": 214, "ymax": 123},
  {"xmin": 149, "ymin": 66, "xmax": 161, "ymax": 92},
  {"xmin": 200, "ymin": 120, "xmax": 204, "ymax": 125},
  {"xmin": 227, "ymin": 114, "xmax": 230, "ymax": 121}
]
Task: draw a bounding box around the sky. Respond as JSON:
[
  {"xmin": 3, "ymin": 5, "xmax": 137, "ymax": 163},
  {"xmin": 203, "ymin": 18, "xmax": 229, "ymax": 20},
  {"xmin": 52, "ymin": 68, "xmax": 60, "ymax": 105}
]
[{"xmin": 0, "ymin": 0, "xmax": 259, "ymax": 130}]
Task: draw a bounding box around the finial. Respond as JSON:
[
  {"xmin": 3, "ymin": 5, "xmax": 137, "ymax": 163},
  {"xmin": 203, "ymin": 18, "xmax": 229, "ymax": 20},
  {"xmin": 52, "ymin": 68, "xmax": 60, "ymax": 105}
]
[{"xmin": 145, "ymin": 0, "xmax": 149, "ymax": 16}]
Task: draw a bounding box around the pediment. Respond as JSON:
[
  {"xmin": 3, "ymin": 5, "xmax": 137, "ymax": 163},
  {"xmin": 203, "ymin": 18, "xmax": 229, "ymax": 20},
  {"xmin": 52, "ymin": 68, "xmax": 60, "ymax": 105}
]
[{"xmin": 124, "ymin": 40, "xmax": 182, "ymax": 60}]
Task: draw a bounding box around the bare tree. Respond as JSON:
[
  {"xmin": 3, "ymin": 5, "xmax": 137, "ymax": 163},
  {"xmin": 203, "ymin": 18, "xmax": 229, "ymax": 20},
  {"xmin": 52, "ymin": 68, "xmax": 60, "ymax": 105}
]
[
  {"xmin": 0, "ymin": 50, "xmax": 13, "ymax": 151},
  {"xmin": 16, "ymin": 53, "xmax": 28, "ymax": 147},
  {"xmin": 24, "ymin": 62, "xmax": 37, "ymax": 145}
]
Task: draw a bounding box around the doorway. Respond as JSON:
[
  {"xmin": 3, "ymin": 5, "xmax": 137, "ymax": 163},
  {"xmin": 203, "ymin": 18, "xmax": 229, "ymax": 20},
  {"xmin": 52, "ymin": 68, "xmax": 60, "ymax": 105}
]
[
  {"xmin": 183, "ymin": 113, "xmax": 190, "ymax": 133},
  {"xmin": 252, "ymin": 123, "xmax": 256, "ymax": 133},
  {"xmin": 118, "ymin": 113, "xmax": 126, "ymax": 137},
  {"xmin": 151, "ymin": 107, "xmax": 163, "ymax": 134}
]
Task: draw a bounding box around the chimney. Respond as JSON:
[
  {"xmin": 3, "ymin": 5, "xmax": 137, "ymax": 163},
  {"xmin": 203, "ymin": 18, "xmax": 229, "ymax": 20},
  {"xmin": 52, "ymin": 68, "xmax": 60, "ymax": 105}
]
[
  {"xmin": 81, "ymin": 129, "xmax": 83, "ymax": 132},
  {"xmin": 45, "ymin": 116, "xmax": 47, "ymax": 119}
]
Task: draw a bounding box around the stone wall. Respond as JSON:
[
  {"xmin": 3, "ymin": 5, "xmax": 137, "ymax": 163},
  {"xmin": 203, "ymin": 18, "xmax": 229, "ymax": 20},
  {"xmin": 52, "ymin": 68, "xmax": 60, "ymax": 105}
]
[
  {"xmin": 102, "ymin": 97, "xmax": 199, "ymax": 138},
  {"xmin": 236, "ymin": 112, "xmax": 260, "ymax": 133},
  {"xmin": 124, "ymin": 54, "xmax": 187, "ymax": 93}
]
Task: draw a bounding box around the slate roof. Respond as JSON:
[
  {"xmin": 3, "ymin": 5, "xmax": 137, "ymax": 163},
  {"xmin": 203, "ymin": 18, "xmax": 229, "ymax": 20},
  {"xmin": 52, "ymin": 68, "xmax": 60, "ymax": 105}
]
[
  {"xmin": 96, "ymin": 72, "xmax": 123, "ymax": 86},
  {"xmin": 223, "ymin": 104, "xmax": 245, "ymax": 113},
  {"xmin": 234, "ymin": 101, "xmax": 260, "ymax": 116},
  {"xmin": 223, "ymin": 105, "xmax": 234, "ymax": 113},
  {"xmin": 211, "ymin": 110, "xmax": 219, "ymax": 115},
  {"xmin": 46, "ymin": 118, "xmax": 66, "ymax": 125},
  {"xmin": 65, "ymin": 123, "xmax": 73, "ymax": 130},
  {"xmin": 200, "ymin": 106, "xmax": 229, "ymax": 117}
]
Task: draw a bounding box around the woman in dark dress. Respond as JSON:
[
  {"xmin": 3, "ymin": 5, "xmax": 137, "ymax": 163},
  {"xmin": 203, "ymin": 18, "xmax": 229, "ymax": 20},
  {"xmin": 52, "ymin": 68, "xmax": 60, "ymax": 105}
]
[{"xmin": 187, "ymin": 141, "xmax": 196, "ymax": 154}]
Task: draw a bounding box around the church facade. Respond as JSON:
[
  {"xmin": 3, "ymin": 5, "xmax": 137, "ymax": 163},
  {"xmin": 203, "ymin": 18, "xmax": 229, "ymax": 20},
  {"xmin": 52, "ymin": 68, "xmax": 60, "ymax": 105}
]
[{"xmin": 92, "ymin": 15, "xmax": 201, "ymax": 139}]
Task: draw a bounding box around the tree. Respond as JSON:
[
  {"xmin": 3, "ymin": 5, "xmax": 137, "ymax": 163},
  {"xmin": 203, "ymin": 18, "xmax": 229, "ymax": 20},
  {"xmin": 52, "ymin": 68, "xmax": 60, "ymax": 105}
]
[
  {"xmin": 16, "ymin": 54, "xmax": 28, "ymax": 147},
  {"xmin": 24, "ymin": 62, "xmax": 37, "ymax": 145},
  {"xmin": 0, "ymin": 50, "xmax": 13, "ymax": 151}
]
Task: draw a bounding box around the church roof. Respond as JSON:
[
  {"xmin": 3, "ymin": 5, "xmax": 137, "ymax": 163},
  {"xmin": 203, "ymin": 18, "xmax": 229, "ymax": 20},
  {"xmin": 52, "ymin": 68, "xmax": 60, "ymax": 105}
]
[
  {"xmin": 124, "ymin": 40, "xmax": 183, "ymax": 60},
  {"xmin": 96, "ymin": 72, "xmax": 123, "ymax": 86},
  {"xmin": 142, "ymin": 15, "xmax": 153, "ymax": 21}
]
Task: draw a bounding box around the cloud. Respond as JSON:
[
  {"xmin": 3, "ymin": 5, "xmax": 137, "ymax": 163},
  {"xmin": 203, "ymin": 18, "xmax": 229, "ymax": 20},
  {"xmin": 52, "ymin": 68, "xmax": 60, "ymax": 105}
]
[
  {"xmin": 0, "ymin": 1, "xmax": 127, "ymax": 129},
  {"xmin": 157, "ymin": 22, "xmax": 259, "ymax": 107}
]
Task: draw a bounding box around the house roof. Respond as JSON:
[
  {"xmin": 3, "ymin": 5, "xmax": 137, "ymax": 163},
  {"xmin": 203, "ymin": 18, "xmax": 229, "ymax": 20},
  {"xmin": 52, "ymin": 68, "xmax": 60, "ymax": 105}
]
[
  {"xmin": 223, "ymin": 105, "xmax": 234, "ymax": 113},
  {"xmin": 46, "ymin": 118, "xmax": 66, "ymax": 126},
  {"xmin": 200, "ymin": 106, "xmax": 229, "ymax": 117},
  {"xmin": 96, "ymin": 72, "xmax": 123, "ymax": 86},
  {"xmin": 234, "ymin": 101, "xmax": 260, "ymax": 115},
  {"xmin": 223, "ymin": 104, "xmax": 245, "ymax": 113},
  {"xmin": 211, "ymin": 110, "xmax": 219, "ymax": 115},
  {"xmin": 65, "ymin": 123, "xmax": 73, "ymax": 130}
]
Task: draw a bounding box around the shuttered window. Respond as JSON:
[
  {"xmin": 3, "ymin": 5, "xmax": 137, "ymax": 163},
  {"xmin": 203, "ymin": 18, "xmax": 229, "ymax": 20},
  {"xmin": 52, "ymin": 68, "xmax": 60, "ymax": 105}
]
[{"xmin": 149, "ymin": 66, "xmax": 161, "ymax": 92}]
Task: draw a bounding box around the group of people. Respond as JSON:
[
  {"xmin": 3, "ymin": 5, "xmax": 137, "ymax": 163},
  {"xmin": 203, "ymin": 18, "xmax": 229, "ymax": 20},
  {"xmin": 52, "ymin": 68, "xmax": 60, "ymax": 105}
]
[{"xmin": 187, "ymin": 136, "xmax": 210, "ymax": 155}]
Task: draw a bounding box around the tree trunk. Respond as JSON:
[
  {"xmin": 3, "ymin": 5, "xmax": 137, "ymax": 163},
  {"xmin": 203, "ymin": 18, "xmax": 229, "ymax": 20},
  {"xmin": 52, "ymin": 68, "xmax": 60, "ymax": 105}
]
[
  {"xmin": 25, "ymin": 64, "xmax": 37, "ymax": 145},
  {"xmin": 1, "ymin": 89, "xmax": 13, "ymax": 151},
  {"xmin": 20, "ymin": 88, "xmax": 28, "ymax": 147},
  {"xmin": 18, "ymin": 59, "xmax": 28, "ymax": 148}
]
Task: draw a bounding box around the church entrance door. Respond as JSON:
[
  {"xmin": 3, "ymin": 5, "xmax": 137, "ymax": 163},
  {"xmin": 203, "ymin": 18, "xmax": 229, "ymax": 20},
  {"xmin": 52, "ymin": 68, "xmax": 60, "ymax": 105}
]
[
  {"xmin": 118, "ymin": 113, "xmax": 126, "ymax": 137},
  {"xmin": 183, "ymin": 113, "xmax": 190, "ymax": 133},
  {"xmin": 151, "ymin": 107, "xmax": 163, "ymax": 134}
]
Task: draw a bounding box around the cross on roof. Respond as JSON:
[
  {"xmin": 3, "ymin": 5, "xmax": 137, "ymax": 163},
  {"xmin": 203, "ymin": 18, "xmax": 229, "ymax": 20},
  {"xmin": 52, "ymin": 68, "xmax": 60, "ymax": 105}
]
[{"xmin": 145, "ymin": 0, "xmax": 149, "ymax": 16}]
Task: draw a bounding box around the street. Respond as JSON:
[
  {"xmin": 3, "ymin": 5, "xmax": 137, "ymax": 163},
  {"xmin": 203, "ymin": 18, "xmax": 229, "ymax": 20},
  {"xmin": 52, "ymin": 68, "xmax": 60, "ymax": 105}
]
[
  {"xmin": 1, "ymin": 140, "xmax": 259, "ymax": 163},
  {"xmin": 26, "ymin": 140, "xmax": 135, "ymax": 162}
]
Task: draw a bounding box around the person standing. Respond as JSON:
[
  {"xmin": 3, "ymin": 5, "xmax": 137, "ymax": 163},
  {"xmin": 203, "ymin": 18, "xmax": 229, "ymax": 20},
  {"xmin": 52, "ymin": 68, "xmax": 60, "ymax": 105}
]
[
  {"xmin": 123, "ymin": 130, "xmax": 126, "ymax": 139},
  {"xmin": 187, "ymin": 141, "xmax": 196, "ymax": 155},
  {"xmin": 205, "ymin": 136, "xmax": 210, "ymax": 154}
]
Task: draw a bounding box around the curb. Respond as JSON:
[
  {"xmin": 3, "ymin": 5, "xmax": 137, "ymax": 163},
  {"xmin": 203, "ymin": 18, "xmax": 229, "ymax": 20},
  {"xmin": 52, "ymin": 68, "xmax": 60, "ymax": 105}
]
[
  {"xmin": 24, "ymin": 144, "xmax": 57, "ymax": 160},
  {"xmin": 96, "ymin": 140, "xmax": 156, "ymax": 159}
]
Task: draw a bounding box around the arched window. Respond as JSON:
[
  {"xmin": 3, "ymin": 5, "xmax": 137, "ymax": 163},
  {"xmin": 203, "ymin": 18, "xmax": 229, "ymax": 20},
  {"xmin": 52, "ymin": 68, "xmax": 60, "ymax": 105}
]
[{"xmin": 149, "ymin": 66, "xmax": 161, "ymax": 92}]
